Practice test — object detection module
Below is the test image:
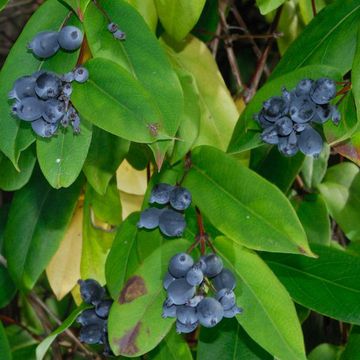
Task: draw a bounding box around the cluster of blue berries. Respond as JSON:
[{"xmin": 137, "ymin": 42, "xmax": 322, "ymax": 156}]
[
  {"xmin": 137, "ymin": 183, "xmax": 192, "ymax": 237},
  {"xmin": 255, "ymin": 78, "xmax": 341, "ymax": 157},
  {"xmin": 163, "ymin": 252, "xmax": 242, "ymax": 334},
  {"xmin": 76, "ymin": 279, "xmax": 113, "ymax": 356},
  {"xmin": 28, "ymin": 25, "xmax": 83, "ymax": 59},
  {"xmin": 107, "ymin": 22, "xmax": 126, "ymax": 40},
  {"xmin": 9, "ymin": 67, "xmax": 88, "ymax": 137}
]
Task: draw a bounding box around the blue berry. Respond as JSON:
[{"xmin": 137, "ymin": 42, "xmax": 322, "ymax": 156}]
[
  {"xmin": 275, "ymin": 116, "xmax": 293, "ymax": 136},
  {"xmin": 163, "ymin": 272, "xmax": 176, "ymax": 290},
  {"xmin": 78, "ymin": 279, "xmax": 105, "ymax": 305},
  {"xmin": 95, "ymin": 300, "xmax": 113, "ymax": 319},
  {"xmin": 43, "ymin": 99, "xmax": 65, "ymax": 123},
  {"xmin": 289, "ymin": 96, "xmax": 316, "ymax": 123},
  {"xmin": 186, "ymin": 264, "xmax": 204, "ymax": 286},
  {"xmin": 8, "ymin": 75, "xmax": 37, "ymax": 100},
  {"xmin": 159, "ymin": 209, "xmax": 186, "ymax": 237},
  {"xmin": 137, "ymin": 207, "xmax": 163, "ymax": 230},
  {"xmin": 162, "ymin": 299, "xmax": 177, "ymax": 318},
  {"xmin": 76, "ymin": 309, "xmax": 105, "ymax": 326},
  {"xmin": 167, "ymin": 278, "xmax": 196, "ymax": 305},
  {"xmin": 107, "ymin": 22, "xmax": 119, "ymax": 33},
  {"xmin": 149, "ymin": 183, "xmax": 174, "ymax": 205},
  {"xmin": 58, "ymin": 26, "xmax": 84, "ymax": 51},
  {"xmin": 35, "ymin": 72, "xmax": 62, "ymax": 99},
  {"xmin": 168, "ymin": 253, "xmax": 194, "ymax": 278},
  {"xmin": 79, "ymin": 324, "xmax": 103, "ymax": 345},
  {"xmin": 310, "ymin": 78, "xmax": 337, "ymax": 105},
  {"xmin": 176, "ymin": 320, "xmax": 197, "ymax": 334},
  {"xmin": 13, "ymin": 97, "xmax": 44, "ymax": 121},
  {"xmin": 262, "ymin": 96, "xmax": 288, "ymax": 122},
  {"xmin": 223, "ymin": 305, "xmax": 243, "ymax": 318},
  {"xmin": 212, "ymin": 269, "xmax": 236, "ymax": 291},
  {"xmin": 295, "ymin": 79, "xmax": 314, "ymax": 96},
  {"xmin": 169, "ymin": 187, "xmax": 192, "ymax": 211},
  {"xmin": 113, "ymin": 30, "xmax": 126, "ymax": 40},
  {"xmin": 298, "ymin": 127, "xmax": 323, "ymax": 157},
  {"xmin": 176, "ymin": 305, "xmax": 198, "ymax": 325},
  {"xmin": 74, "ymin": 67, "xmax": 89, "ymax": 83},
  {"xmin": 28, "ymin": 31, "xmax": 60, "ymax": 58},
  {"xmin": 203, "ymin": 254, "xmax": 223, "ymax": 278},
  {"xmin": 215, "ymin": 289, "xmax": 236, "ymax": 310},
  {"xmin": 261, "ymin": 126, "xmax": 279, "ymax": 145},
  {"xmin": 196, "ymin": 297, "xmax": 224, "ymax": 328},
  {"xmin": 31, "ymin": 118, "xmax": 58, "ymax": 138}
]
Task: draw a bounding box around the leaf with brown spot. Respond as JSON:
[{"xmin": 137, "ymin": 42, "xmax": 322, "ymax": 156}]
[
  {"xmin": 119, "ymin": 276, "xmax": 147, "ymax": 304},
  {"xmin": 108, "ymin": 240, "xmax": 189, "ymax": 356},
  {"xmin": 115, "ymin": 322, "xmax": 141, "ymax": 356}
]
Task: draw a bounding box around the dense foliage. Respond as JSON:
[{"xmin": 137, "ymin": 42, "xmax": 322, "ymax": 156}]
[{"xmin": 0, "ymin": 0, "xmax": 359, "ymax": 359}]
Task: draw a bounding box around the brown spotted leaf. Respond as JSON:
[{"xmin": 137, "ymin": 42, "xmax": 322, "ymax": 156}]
[{"xmin": 108, "ymin": 239, "xmax": 189, "ymax": 356}]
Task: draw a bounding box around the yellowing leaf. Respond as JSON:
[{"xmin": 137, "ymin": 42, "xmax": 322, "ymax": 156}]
[
  {"xmin": 155, "ymin": 0, "xmax": 206, "ymax": 41},
  {"xmin": 120, "ymin": 191, "xmax": 144, "ymax": 220},
  {"xmin": 162, "ymin": 35, "xmax": 239, "ymax": 151},
  {"xmin": 116, "ymin": 160, "xmax": 147, "ymax": 195},
  {"xmin": 46, "ymin": 203, "xmax": 83, "ymax": 300}
]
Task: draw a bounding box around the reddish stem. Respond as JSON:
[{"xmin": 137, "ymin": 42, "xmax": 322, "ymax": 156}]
[{"xmin": 311, "ymin": 0, "xmax": 317, "ymax": 17}]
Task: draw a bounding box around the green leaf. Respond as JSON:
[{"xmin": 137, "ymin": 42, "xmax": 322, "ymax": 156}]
[
  {"xmin": 292, "ymin": 194, "xmax": 331, "ymax": 246},
  {"xmin": 170, "ymin": 68, "xmax": 200, "ymax": 164},
  {"xmin": 155, "ymin": 0, "xmax": 206, "ymax": 40},
  {"xmin": 324, "ymin": 91, "xmax": 358, "ymax": 146},
  {"xmin": 318, "ymin": 162, "xmax": 360, "ymax": 241},
  {"xmin": 270, "ymin": 0, "xmax": 360, "ymax": 78},
  {"xmin": 353, "ymin": 26, "xmax": 360, "ymax": 122},
  {"xmin": 83, "ymin": 127, "xmax": 129, "ymax": 195},
  {"xmin": 0, "ymin": 265, "xmax": 17, "ymax": 309},
  {"xmin": 197, "ymin": 318, "xmax": 272, "ymax": 360},
  {"xmin": 227, "ymin": 65, "xmax": 342, "ymax": 154},
  {"xmin": 256, "ymin": 0, "xmax": 285, "ymax": 15},
  {"xmin": 125, "ymin": 0, "xmax": 158, "ymax": 32},
  {"xmin": 341, "ymin": 326, "xmax": 360, "ymax": 360},
  {"xmin": 62, "ymin": 0, "xmax": 91, "ymax": 19},
  {"xmin": 0, "ymin": 0, "xmax": 9, "ymax": 11},
  {"xmin": 0, "ymin": 147, "xmax": 36, "ymax": 191},
  {"xmin": 161, "ymin": 35, "xmax": 239, "ymax": 152},
  {"xmin": 308, "ymin": 344, "xmax": 343, "ymax": 360},
  {"xmin": 298, "ymin": 0, "xmax": 327, "ymax": 24},
  {"xmin": 301, "ymin": 144, "xmax": 330, "ymax": 189},
  {"xmin": 83, "ymin": 0, "xmax": 183, "ymax": 166},
  {"xmin": 71, "ymin": 58, "xmax": 173, "ymax": 144},
  {"xmin": 35, "ymin": 304, "xmax": 90, "ymax": 360},
  {"xmin": 148, "ymin": 327, "xmax": 193, "ymax": 360},
  {"xmin": 80, "ymin": 183, "xmax": 117, "ymax": 283},
  {"xmin": 87, "ymin": 179, "xmax": 122, "ymax": 225},
  {"xmin": 183, "ymin": 146, "xmax": 313, "ymax": 255},
  {"xmin": 37, "ymin": 121, "xmax": 92, "ymax": 189},
  {"xmin": 215, "ymin": 236, "xmax": 306, "ymax": 360},
  {"xmin": 105, "ymin": 213, "xmax": 140, "ymax": 300},
  {"xmin": 4, "ymin": 168, "xmax": 83, "ymax": 290},
  {"xmin": 0, "ymin": 321, "xmax": 12, "ymax": 360},
  {"xmin": 263, "ymin": 244, "xmax": 360, "ymax": 324},
  {"xmin": 251, "ymin": 146, "xmax": 305, "ymax": 193},
  {"xmin": 0, "ymin": 0, "xmax": 81, "ymax": 166},
  {"xmin": 108, "ymin": 239, "xmax": 189, "ymax": 357}
]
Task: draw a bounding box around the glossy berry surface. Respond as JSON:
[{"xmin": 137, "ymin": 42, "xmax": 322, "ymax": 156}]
[
  {"xmin": 78, "ymin": 279, "xmax": 105, "ymax": 305},
  {"xmin": 13, "ymin": 97, "xmax": 44, "ymax": 121},
  {"xmin": 168, "ymin": 253, "xmax": 194, "ymax": 278},
  {"xmin": 58, "ymin": 26, "xmax": 84, "ymax": 51},
  {"xmin": 43, "ymin": 99, "xmax": 65, "ymax": 123},
  {"xmin": 137, "ymin": 207, "xmax": 163, "ymax": 230},
  {"xmin": 35, "ymin": 72, "xmax": 62, "ymax": 99},
  {"xmin": 203, "ymin": 254, "xmax": 223, "ymax": 278},
  {"xmin": 212, "ymin": 268, "xmax": 236, "ymax": 291},
  {"xmin": 74, "ymin": 67, "xmax": 89, "ymax": 83},
  {"xmin": 186, "ymin": 264, "xmax": 204, "ymax": 286},
  {"xmin": 169, "ymin": 187, "xmax": 192, "ymax": 211},
  {"xmin": 167, "ymin": 278, "xmax": 196, "ymax": 305},
  {"xmin": 158, "ymin": 209, "xmax": 186, "ymax": 237},
  {"xmin": 8, "ymin": 75, "xmax": 37, "ymax": 100},
  {"xmin": 197, "ymin": 297, "xmax": 224, "ymax": 328},
  {"xmin": 149, "ymin": 183, "xmax": 174, "ymax": 205},
  {"xmin": 28, "ymin": 31, "xmax": 60, "ymax": 58}
]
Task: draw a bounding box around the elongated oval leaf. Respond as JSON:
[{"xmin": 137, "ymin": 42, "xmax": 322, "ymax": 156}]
[
  {"xmin": 0, "ymin": 265, "xmax": 16, "ymax": 309},
  {"xmin": 108, "ymin": 240, "xmax": 189, "ymax": 357},
  {"xmin": 215, "ymin": 236, "xmax": 306, "ymax": 360},
  {"xmin": 161, "ymin": 35, "xmax": 239, "ymax": 152},
  {"xmin": 227, "ymin": 65, "xmax": 342, "ymax": 154},
  {"xmin": 198, "ymin": 318, "xmax": 272, "ymax": 360},
  {"xmin": 183, "ymin": 146, "xmax": 313, "ymax": 255},
  {"xmin": 83, "ymin": 127, "xmax": 130, "ymax": 195},
  {"xmin": 84, "ymin": 0, "xmax": 183, "ymax": 165},
  {"xmin": 37, "ymin": 120, "xmax": 92, "ymax": 189},
  {"xmin": 0, "ymin": 147, "xmax": 36, "ymax": 191},
  {"xmin": 0, "ymin": 0, "xmax": 81, "ymax": 166},
  {"xmin": 36, "ymin": 304, "xmax": 90, "ymax": 360},
  {"xmin": 263, "ymin": 244, "xmax": 360, "ymax": 324},
  {"xmin": 270, "ymin": 0, "xmax": 360, "ymax": 78},
  {"xmin": 0, "ymin": 321, "xmax": 11, "ymax": 360},
  {"xmin": 155, "ymin": 0, "xmax": 206, "ymax": 40},
  {"xmin": 71, "ymin": 58, "xmax": 172, "ymax": 143},
  {"xmin": 318, "ymin": 163, "xmax": 360, "ymax": 241},
  {"xmin": 125, "ymin": 0, "xmax": 158, "ymax": 32},
  {"xmin": 4, "ymin": 168, "xmax": 83, "ymax": 290}
]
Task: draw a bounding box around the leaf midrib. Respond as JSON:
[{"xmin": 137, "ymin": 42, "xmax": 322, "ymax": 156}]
[
  {"xmin": 266, "ymin": 260, "xmax": 360, "ymax": 294},
  {"xmin": 191, "ymin": 163, "xmax": 301, "ymax": 249},
  {"xmin": 217, "ymin": 247, "xmax": 304, "ymax": 360},
  {"xmin": 296, "ymin": 4, "xmax": 360, "ymax": 69}
]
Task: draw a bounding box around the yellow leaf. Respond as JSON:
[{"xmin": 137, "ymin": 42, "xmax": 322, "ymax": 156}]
[
  {"xmin": 46, "ymin": 203, "xmax": 83, "ymax": 300},
  {"xmin": 116, "ymin": 160, "xmax": 147, "ymax": 195},
  {"xmin": 120, "ymin": 191, "xmax": 144, "ymax": 220}
]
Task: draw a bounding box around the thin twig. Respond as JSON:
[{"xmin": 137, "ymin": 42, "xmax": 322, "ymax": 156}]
[
  {"xmin": 244, "ymin": 7, "xmax": 283, "ymax": 103},
  {"xmin": 218, "ymin": 0, "xmax": 246, "ymax": 95},
  {"xmin": 28, "ymin": 293, "xmax": 95, "ymax": 359},
  {"xmin": 311, "ymin": 0, "xmax": 317, "ymax": 17}
]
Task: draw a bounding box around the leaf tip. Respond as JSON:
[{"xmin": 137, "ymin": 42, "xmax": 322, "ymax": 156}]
[{"xmin": 298, "ymin": 246, "xmax": 317, "ymax": 258}]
